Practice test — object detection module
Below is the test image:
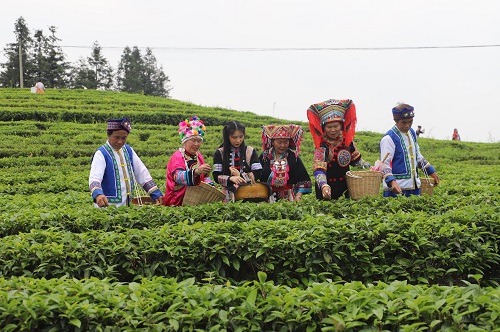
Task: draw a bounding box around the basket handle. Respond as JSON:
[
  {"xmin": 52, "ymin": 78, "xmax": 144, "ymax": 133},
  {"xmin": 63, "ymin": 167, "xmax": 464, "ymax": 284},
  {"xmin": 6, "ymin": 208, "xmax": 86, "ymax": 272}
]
[
  {"xmin": 381, "ymin": 152, "xmax": 390, "ymax": 163},
  {"xmin": 421, "ymin": 165, "xmax": 433, "ymax": 185},
  {"xmin": 346, "ymin": 171, "xmax": 363, "ymax": 179}
]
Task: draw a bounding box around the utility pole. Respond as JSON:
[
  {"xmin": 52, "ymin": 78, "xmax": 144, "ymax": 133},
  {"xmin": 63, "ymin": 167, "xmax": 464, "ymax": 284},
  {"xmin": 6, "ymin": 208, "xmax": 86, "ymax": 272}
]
[{"xmin": 19, "ymin": 41, "xmax": 24, "ymax": 88}]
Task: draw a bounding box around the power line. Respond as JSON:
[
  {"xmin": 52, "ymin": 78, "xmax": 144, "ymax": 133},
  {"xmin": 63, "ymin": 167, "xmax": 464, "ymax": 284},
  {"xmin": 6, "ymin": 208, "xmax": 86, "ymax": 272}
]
[
  {"xmin": 2, "ymin": 43, "xmax": 498, "ymax": 56},
  {"xmin": 60, "ymin": 44, "xmax": 500, "ymax": 52}
]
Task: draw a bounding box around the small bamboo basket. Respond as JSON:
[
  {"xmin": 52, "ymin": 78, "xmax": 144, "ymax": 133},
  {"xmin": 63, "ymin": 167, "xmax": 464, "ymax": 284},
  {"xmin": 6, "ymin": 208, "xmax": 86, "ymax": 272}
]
[
  {"xmin": 182, "ymin": 182, "xmax": 225, "ymax": 206},
  {"xmin": 131, "ymin": 196, "xmax": 154, "ymax": 206},
  {"xmin": 420, "ymin": 177, "xmax": 435, "ymax": 196},
  {"xmin": 346, "ymin": 171, "xmax": 383, "ymax": 200}
]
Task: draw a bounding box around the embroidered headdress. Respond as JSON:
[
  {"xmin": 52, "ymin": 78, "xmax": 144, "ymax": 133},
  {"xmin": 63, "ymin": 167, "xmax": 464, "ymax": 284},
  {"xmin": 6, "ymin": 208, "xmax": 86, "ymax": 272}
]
[
  {"xmin": 107, "ymin": 117, "xmax": 132, "ymax": 133},
  {"xmin": 306, "ymin": 99, "xmax": 357, "ymax": 148},
  {"xmin": 179, "ymin": 116, "xmax": 206, "ymax": 143},
  {"xmin": 261, "ymin": 124, "xmax": 304, "ymax": 159},
  {"xmin": 392, "ymin": 104, "xmax": 415, "ymax": 120}
]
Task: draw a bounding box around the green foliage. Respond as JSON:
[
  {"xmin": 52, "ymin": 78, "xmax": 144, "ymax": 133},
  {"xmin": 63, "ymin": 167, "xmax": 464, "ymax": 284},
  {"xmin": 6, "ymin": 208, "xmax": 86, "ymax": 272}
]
[
  {"xmin": 1, "ymin": 201, "xmax": 499, "ymax": 287},
  {"xmin": 1, "ymin": 277, "xmax": 500, "ymax": 331},
  {"xmin": 1, "ymin": 88, "xmax": 500, "ymax": 329}
]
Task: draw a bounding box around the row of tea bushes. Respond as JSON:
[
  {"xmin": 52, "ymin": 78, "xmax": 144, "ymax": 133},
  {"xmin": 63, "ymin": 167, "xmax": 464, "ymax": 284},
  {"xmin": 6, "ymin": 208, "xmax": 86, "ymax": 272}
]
[
  {"xmin": 1, "ymin": 191, "xmax": 498, "ymax": 236},
  {"xmin": 0, "ymin": 88, "xmax": 288, "ymax": 128},
  {"xmin": 1, "ymin": 210, "xmax": 499, "ymax": 286},
  {"xmin": 1, "ymin": 274, "xmax": 499, "ymax": 331}
]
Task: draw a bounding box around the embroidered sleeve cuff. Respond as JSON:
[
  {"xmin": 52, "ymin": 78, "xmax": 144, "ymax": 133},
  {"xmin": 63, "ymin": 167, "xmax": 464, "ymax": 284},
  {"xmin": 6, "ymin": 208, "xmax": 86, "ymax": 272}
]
[
  {"xmin": 313, "ymin": 161, "xmax": 327, "ymax": 171},
  {"xmin": 143, "ymin": 180, "xmax": 159, "ymax": 194},
  {"xmin": 385, "ymin": 175, "xmax": 396, "ymax": 186},
  {"xmin": 218, "ymin": 175, "xmax": 230, "ymax": 187},
  {"xmin": 423, "ymin": 165, "xmax": 436, "ymax": 175},
  {"xmin": 91, "ymin": 189, "xmax": 104, "ymax": 200},
  {"xmin": 296, "ymin": 187, "xmax": 312, "ymax": 194},
  {"xmin": 149, "ymin": 189, "xmax": 162, "ymax": 201},
  {"xmin": 314, "ymin": 171, "xmax": 327, "ymax": 188}
]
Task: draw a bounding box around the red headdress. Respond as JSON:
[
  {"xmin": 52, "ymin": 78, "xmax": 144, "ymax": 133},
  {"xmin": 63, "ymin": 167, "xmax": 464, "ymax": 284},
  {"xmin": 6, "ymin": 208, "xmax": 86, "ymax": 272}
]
[
  {"xmin": 261, "ymin": 124, "xmax": 304, "ymax": 159},
  {"xmin": 306, "ymin": 99, "xmax": 357, "ymax": 148}
]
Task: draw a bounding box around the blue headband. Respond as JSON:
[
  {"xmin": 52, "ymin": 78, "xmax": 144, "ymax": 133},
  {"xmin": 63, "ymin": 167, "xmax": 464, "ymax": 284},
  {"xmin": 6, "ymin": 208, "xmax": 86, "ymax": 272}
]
[{"xmin": 392, "ymin": 106, "xmax": 415, "ymax": 120}]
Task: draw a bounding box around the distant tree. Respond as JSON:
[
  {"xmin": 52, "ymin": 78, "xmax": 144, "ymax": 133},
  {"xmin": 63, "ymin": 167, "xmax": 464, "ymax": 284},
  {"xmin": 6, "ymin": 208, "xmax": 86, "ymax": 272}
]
[
  {"xmin": 117, "ymin": 46, "xmax": 171, "ymax": 97},
  {"xmin": 69, "ymin": 41, "xmax": 114, "ymax": 90},
  {"xmin": 31, "ymin": 29, "xmax": 49, "ymax": 85},
  {"xmin": 117, "ymin": 46, "xmax": 144, "ymax": 94},
  {"xmin": 0, "ymin": 17, "xmax": 34, "ymax": 88},
  {"xmin": 0, "ymin": 19, "xmax": 68, "ymax": 88},
  {"xmin": 31, "ymin": 26, "xmax": 69, "ymax": 87},
  {"xmin": 87, "ymin": 41, "xmax": 114, "ymax": 90},
  {"xmin": 42, "ymin": 26, "xmax": 69, "ymax": 88},
  {"xmin": 69, "ymin": 58, "xmax": 96, "ymax": 89},
  {"xmin": 143, "ymin": 47, "xmax": 171, "ymax": 97}
]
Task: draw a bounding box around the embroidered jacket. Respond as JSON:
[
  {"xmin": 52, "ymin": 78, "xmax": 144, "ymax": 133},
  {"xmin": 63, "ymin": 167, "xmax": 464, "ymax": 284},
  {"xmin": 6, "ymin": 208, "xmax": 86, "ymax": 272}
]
[
  {"xmin": 313, "ymin": 137, "xmax": 366, "ymax": 199},
  {"xmin": 164, "ymin": 149, "xmax": 212, "ymax": 206},
  {"xmin": 259, "ymin": 148, "xmax": 312, "ymax": 202},
  {"xmin": 380, "ymin": 127, "xmax": 436, "ymax": 191},
  {"xmin": 213, "ymin": 145, "xmax": 263, "ymax": 202},
  {"xmin": 89, "ymin": 142, "xmax": 162, "ymax": 207}
]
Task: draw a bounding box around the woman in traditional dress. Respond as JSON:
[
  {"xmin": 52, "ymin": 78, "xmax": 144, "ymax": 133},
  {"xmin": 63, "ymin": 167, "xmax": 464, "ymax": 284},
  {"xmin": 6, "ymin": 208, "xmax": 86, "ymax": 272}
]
[
  {"xmin": 307, "ymin": 99, "xmax": 371, "ymax": 200},
  {"xmin": 212, "ymin": 120, "xmax": 263, "ymax": 202},
  {"xmin": 259, "ymin": 124, "xmax": 312, "ymax": 202},
  {"xmin": 164, "ymin": 116, "xmax": 213, "ymax": 206}
]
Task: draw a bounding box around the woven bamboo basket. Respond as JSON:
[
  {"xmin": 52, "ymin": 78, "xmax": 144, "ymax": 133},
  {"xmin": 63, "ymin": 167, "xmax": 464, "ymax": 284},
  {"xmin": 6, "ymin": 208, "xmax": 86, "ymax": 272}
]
[
  {"xmin": 234, "ymin": 182, "xmax": 271, "ymax": 203},
  {"xmin": 346, "ymin": 171, "xmax": 382, "ymax": 200},
  {"xmin": 420, "ymin": 177, "xmax": 435, "ymax": 196},
  {"xmin": 182, "ymin": 182, "xmax": 225, "ymax": 206},
  {"xmin": 131, "ymin": 196, "xmax": 154, "ymax": 206}
]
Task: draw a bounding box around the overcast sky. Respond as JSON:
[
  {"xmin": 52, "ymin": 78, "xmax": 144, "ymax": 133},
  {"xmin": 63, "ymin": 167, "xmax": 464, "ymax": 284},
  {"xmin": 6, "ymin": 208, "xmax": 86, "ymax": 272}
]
[{"xmin": 2, "ymin": 0, "xmax": 499, "ymax": 142}]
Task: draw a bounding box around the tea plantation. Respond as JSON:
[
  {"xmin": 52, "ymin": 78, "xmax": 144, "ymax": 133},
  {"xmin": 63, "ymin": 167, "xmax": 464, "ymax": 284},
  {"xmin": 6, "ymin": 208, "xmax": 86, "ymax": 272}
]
[{"xmin": 0, "ymin": 88, "xmax": 499, "ymax": 331}]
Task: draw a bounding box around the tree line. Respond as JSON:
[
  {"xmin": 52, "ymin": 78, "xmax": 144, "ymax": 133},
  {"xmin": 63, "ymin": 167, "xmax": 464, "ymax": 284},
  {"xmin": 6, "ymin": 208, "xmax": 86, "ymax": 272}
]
[{"xmin": 0, "ymin": 17, "xmax": 171, "ymax": 97}]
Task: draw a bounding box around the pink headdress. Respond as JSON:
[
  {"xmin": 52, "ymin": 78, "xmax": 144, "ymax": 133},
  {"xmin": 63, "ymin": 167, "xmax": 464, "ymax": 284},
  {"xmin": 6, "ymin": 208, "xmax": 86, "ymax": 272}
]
[{"xmin": 179, "ymin": 116, "xmax": 206, "ymax": 143}]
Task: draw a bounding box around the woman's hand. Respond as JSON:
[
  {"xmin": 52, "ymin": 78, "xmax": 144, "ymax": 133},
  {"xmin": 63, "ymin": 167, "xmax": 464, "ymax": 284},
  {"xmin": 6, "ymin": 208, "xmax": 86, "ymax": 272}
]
[
  {"xmin": 196, "ymin": 164, "xmax": 212, "ymax": 176},
  {"xmin": 230, "ymin": 175, "xmax": 246, "ymax": 185},
  {"xmin": 295, "ymin": 193, "xmax": 303, "ymax": 202},
  {"xmin": 229, "ymin": 166, "xmax": 240, "ymax": 177},
  {"xmin": 247, "ymin": 172, "xmax": 255, "ymax": 183},
  {"xmin": 321, "ymin": 185, "xmax": 331, "ymax": 199}
]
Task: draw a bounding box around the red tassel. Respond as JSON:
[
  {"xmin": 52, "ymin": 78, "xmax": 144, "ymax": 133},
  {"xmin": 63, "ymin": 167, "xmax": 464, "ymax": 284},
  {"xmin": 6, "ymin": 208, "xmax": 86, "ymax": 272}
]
[{"xmin": 343, "ymin": 103, "xmax": 357, "ymax": 147}]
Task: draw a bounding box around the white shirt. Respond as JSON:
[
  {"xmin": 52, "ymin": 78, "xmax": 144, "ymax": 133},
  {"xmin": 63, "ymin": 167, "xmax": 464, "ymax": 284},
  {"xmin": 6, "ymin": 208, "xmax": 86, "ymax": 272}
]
[
  {"xmin": 380, "ymin": 129, "xmax": 426, "ymax": 191},
  {"xmin": 89, "ymin": 142, "xmax": 155, "ymax": 207}
]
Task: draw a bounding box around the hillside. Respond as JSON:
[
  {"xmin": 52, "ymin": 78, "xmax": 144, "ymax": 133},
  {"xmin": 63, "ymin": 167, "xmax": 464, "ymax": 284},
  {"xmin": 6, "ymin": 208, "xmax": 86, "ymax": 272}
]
[{"xmin": 1, "ymin": 88, "xmax": 500, "ymax": 330}]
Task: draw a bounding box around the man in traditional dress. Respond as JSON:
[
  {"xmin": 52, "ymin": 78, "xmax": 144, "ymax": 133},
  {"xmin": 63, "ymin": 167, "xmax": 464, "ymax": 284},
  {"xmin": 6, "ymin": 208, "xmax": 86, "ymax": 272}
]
[
  {"xmin": 89, "ymin": 117, "xmax": 163, "ymax": 207},
  {"xmin": 380, "ymin": 103, "xmax": 440, "ymax": 197}
]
